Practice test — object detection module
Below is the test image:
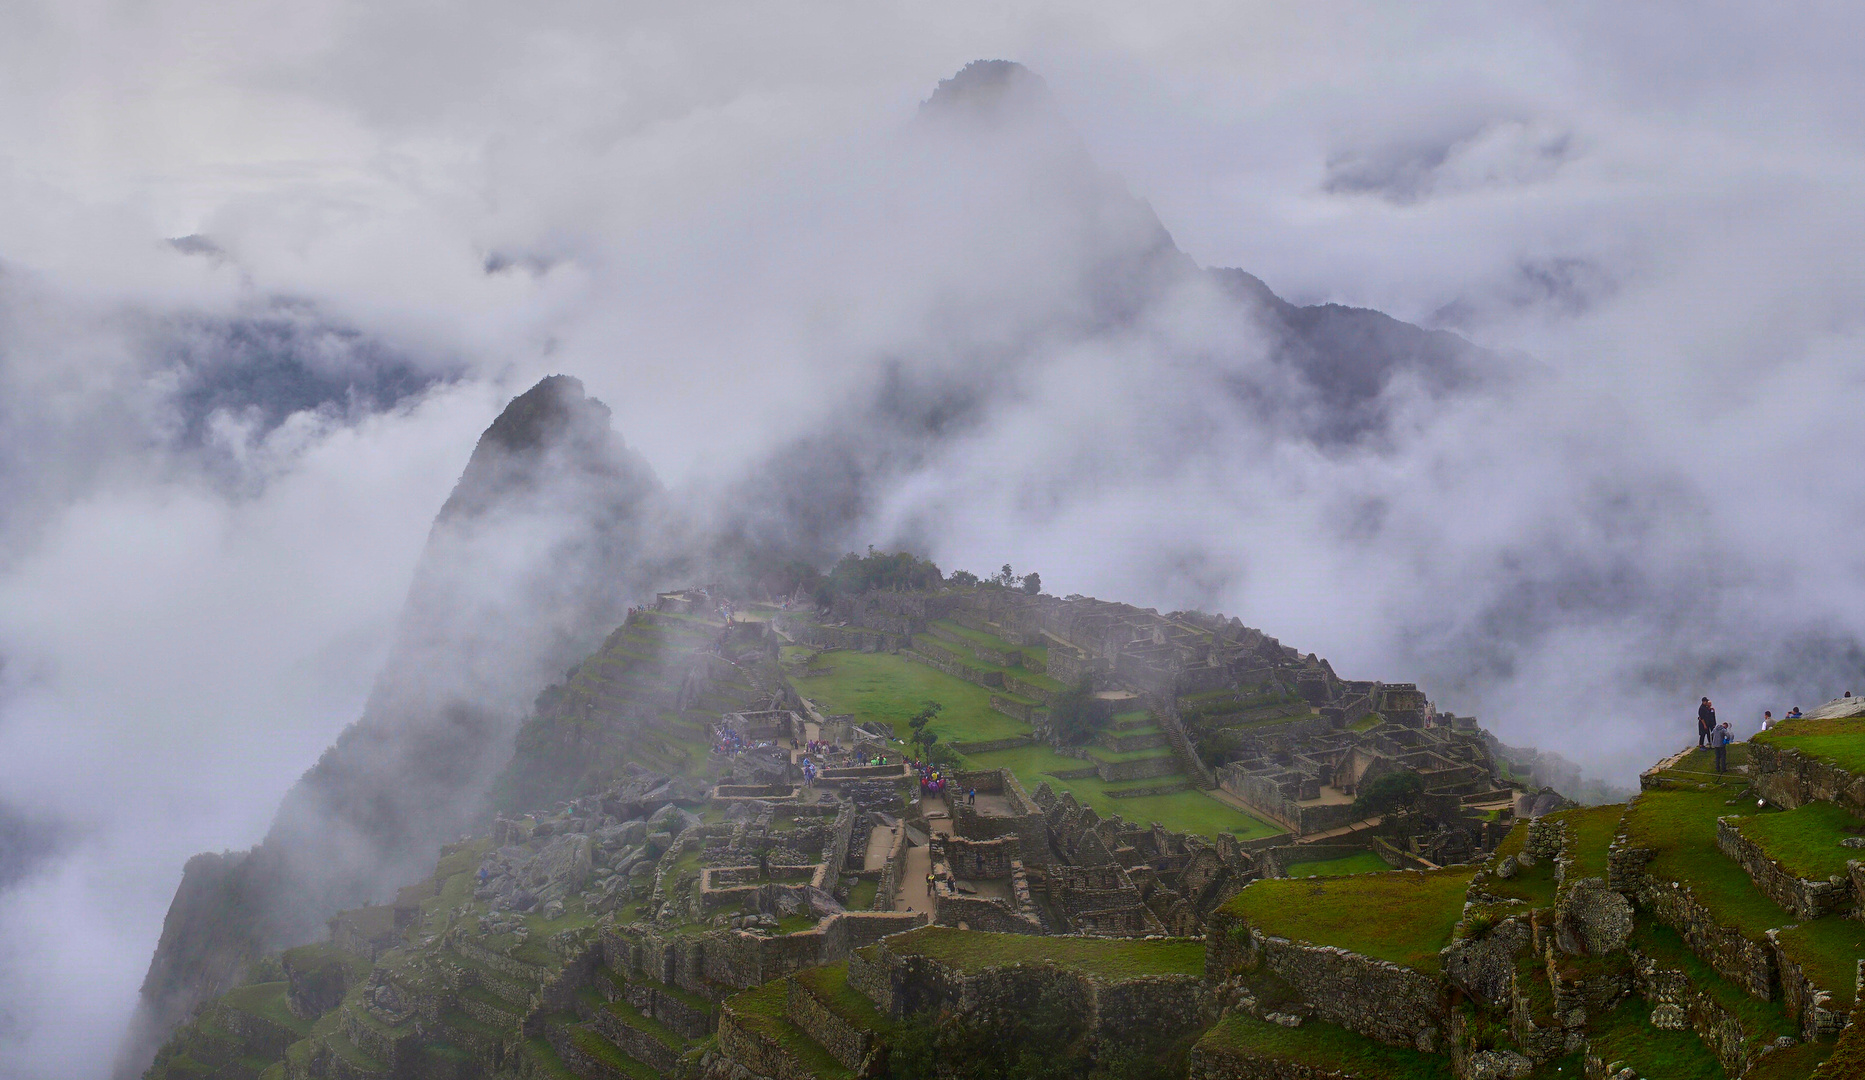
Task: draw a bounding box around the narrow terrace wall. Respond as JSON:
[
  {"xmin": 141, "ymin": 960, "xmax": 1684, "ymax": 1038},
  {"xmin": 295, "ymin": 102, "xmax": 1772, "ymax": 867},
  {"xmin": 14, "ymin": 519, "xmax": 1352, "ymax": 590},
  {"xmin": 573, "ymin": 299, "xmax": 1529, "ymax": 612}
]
[
  {"xmin": 1749, "ymin": 742, "xmax": 1865, "ymax": 813},
  {"xmin": 1714, "ymin": 818, "xmax": 1854, "ymax": 921},
  {"xmin": 1207, "ymin": 923, "xmax": 1445, "ymax": 1051}
]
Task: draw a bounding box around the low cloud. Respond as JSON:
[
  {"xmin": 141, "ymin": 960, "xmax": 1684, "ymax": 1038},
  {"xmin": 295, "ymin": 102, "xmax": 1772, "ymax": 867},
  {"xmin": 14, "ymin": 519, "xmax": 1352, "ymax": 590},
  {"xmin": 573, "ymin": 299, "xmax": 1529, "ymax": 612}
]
[{"xmin": 2, "ymin": 4, "xmax": 1865, "ymax": 1076}]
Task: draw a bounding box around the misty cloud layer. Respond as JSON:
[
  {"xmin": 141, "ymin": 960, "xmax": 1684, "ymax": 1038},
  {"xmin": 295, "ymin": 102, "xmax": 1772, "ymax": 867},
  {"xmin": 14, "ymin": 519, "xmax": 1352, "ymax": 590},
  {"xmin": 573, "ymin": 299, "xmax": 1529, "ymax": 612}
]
[{"xmin": 4, "ymin": 3, "xmax": 1865, "ymax": 1076}]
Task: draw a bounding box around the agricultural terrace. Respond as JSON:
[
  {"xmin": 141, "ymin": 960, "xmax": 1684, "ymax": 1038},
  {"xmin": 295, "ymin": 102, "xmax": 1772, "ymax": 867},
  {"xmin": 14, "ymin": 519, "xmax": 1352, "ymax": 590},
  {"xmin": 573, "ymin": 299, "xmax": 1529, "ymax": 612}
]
[
  {"xmin": 1219, "ymin": 867, "xmax": 1479, "ymax": 975},
  {"xmin": 1733, "ymin": 800, "xmax": 1865, "ymax": 881},
  {"xmin": 877, "ymin": 925, "xmax": 1205, "ymax": 981},
  {"xmin": 793, "ymin": 649, "xmax": 1283, "ymax": 842},
  {"xmin": 1194, "ymin": 1014, "xmax": 1453, "ymax": 1080},
  {"xmin": 1280, "ymin": 851, "xmax": 1392, "ymax": 878},
  {"xmin": 1753, "ymin": 716, "xmax": 1865, "ymax": 773}
]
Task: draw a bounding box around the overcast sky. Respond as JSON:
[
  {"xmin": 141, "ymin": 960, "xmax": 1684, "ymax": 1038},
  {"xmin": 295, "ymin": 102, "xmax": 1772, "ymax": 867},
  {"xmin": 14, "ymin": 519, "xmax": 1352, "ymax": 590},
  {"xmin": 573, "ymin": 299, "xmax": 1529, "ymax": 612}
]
[{"xmin": 3, "ymin": 3, "xmax": 1864, "ymax": 1075}]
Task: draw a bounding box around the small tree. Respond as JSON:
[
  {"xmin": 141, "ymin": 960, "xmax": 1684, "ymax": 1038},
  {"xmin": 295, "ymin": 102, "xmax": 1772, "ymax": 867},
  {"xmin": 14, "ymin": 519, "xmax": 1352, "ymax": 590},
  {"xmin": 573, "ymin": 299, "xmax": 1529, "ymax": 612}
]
[
  {"xmin": 949, "ymin": 569, "xmax": 979, "ymax": 587},
  {"xmin": 993, "ymin": 563, "xmax": 1017, "ymax": 588},
  {"xmin": 1352, "ymin": 768, "xmax": 1424, "ymax": 821},
  {"xmin": 1021, "ymin": 571, "xmax": 1041, "ymax": 595},
  {"xmin": 906, "ymin": 700, "xmax": 943, "ymax": 759},
  {"xmin": 1047, "ymin": 678, "xmax": 1106, "ymax": 746}
]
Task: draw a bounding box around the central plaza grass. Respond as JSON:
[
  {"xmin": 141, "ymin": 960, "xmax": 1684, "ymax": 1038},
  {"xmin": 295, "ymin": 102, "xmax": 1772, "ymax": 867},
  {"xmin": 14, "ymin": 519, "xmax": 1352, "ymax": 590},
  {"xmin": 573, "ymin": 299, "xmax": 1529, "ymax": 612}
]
[
  {"xmin": 1195, "ymin": 1014, "xmax": 1452, "ymax": 1079},
  {"xmin": 1736, "ymin": 800, "xmax": 1865, "ymax": 880},
  {"xmin": 791, "ymin": 650, "xmax": 1028, "ymax": 744},
  {"xmin": 1753, "ymin": 717, "xmax": 1865, "ymax": 772},
  {"xmin": 882, "ymin": 925, "xmax": 1205, "ymax": 979},
  {"xmin": 1622, "ymin": 787, "xmax": 1790, "ymax": 939},
  {"xmin": 961, "ymin": 741, "xmax": 1283, "ymax": 841},
  {"xmin": 1221, "ymin": 867, "xmax": 1479, "ymax": 974},
  {"xmin": 1281, "ymin": 851, "xmax": 1393, "ymax": 878}
]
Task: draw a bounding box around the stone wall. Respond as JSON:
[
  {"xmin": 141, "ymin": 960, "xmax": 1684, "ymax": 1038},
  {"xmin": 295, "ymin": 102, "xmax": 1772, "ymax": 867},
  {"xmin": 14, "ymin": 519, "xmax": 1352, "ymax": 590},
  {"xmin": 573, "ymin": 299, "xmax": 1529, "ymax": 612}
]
[
  {"xmin": 949, "ymin": 769, "xmax": 1050, "ymax": 867},
  {"xmin": 1632, "ymin": 873, "xmax": 1776, "ymax": 999},
  {"xmin": 1772, "ymin": 931, "xmax": 1852, "ymax": 1039},
  {"xmin": 1096, "ymin": 755, "xmax": 1182, "ymax": 783},
  {"xmin": 1749, "ymin": 741, "xmax": 1865, "ymax": 814},
  {"xmin": 1715, "ymin": 817, "xmax": 1854, "ymax": 921},
  {"xmin": 785, "ymin": 976, "xmax": 878, "ymax": 1072},
  {"xmin": 935, "ymin": 835, "xmax": 1018, "ymax": 879},
  {"xmin": 1442, "ymin": 916, "xmax": 1533, "ymax": 1009},
  {"xmin": 1205, "ymin": 921, "xmax": 1444, "ymax": 1051},
  {"xmin": 1633, "ymin": 946, "xmax": 1755, "ymax": 1077},
  {"xmin": 853, "ymin": 935, "xmax": 1211, "ymax": 1051}
]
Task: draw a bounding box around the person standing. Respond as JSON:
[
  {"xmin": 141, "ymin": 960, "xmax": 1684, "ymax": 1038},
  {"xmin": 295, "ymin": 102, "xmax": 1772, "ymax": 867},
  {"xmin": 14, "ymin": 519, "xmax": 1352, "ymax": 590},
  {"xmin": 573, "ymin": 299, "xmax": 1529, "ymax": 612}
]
[
  {"xmin": 1698, "ymin": 698, "xmax": 1716, "ymax": 748},
  {"xmin": 1761, "ymin": 710, "xmax": 1773, "ymax": 731},
  {"xmin": 1714, "ymin": 721, "xmax": 1732, "ymax": 773}
]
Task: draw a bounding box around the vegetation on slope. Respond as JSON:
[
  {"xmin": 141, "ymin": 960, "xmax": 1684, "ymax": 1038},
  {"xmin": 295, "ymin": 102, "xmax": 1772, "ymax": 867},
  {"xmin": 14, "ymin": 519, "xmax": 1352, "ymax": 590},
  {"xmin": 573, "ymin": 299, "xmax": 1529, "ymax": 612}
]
[{"xmin": 1220, "ymin": 867, "xmax": 1478, "ymax": 974}]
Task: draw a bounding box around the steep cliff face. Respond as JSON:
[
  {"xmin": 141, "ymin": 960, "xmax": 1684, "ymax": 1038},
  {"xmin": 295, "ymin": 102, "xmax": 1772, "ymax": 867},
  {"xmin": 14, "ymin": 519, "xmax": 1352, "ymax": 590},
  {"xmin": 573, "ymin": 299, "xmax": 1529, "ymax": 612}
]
[{"xmin": 116, "ymin": 376, "xmax": 665, "ymax": 1077}]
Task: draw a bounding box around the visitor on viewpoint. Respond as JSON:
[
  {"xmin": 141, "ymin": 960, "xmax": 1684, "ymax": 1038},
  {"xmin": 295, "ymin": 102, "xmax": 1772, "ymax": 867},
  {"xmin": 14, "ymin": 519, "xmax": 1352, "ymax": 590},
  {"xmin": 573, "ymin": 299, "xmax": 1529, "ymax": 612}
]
[
  {"xmin": 1714, "ymin": 721, "xmax": 1733, "ymax": 773},
  {"xmin": 1788, "ymin": 706, "xmax": 1803, "ymax": 719},
  {"xmin": 1761, "ymin": 710, "xmax": 1773, "ymax": 730},
  {"xmin": 1697, "ymin": 697, "xmax": 1716, "ymax": 748}
]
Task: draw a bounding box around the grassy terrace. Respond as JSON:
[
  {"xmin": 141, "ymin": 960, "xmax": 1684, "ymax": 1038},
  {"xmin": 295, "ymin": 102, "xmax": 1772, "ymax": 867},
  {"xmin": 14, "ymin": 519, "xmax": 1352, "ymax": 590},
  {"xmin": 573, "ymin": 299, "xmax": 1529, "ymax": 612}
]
[
  {"xmin": 1623, "ymin": 786, "xmax": 1788, "ymax": 939},
  {"xmin": 962, "ymin": 741, "xmax": 1282, "ymax": 840},
  {"xmin": 1736, "ymin": 800, "xmax": 1865, "ymax": 880},
  {"xmin": 1585, "ymin": 998, "xmax": 1725, "ymax": 1080},
  {"xmin": 795, "ymin": 963, "xmax": 899, "ymax": 1037},
  {"xmin": 794, "ymin": 650, "xmax": 1029, "ymax": 744},
  {"xmin": 1753, "ymin": 717, "xmax": 1865, "ymax": 773},
  {"xmin": 1220, "ymin": 867, "xmax": 1479, "ymax": 975},
  {"xmin": 880, "ymin": 925, "xmax": 1205, "ymax": 980},
  {"xmin": 1195, "ymin": 1014, "xmax": 1452, "ymax": 1079},
  {"xmin": 1478, "ymin": 821, "xmax": 1557, "ymax": 909},
  {"xmin": 724, "ymin": 980, "xmax": 855, "ymax": 1080},
  {"xmin": 219, "ymin": 982, "xmax": 314, "ymax": 1038},
  {"xmin": 1281, "ymin": 851, "xmax": 1392, "ymax": 878},
  {"xmin": 1777, "ymin": 917, "xmax": 1865, "ymax": 1009},
  {"xmin": 1630, "ymin": 922, "xmax": 1797, "ymax": 1051},
  {"xmin": 1549, "ymin": 803, "xmax": 1625, "ymax": 884}
]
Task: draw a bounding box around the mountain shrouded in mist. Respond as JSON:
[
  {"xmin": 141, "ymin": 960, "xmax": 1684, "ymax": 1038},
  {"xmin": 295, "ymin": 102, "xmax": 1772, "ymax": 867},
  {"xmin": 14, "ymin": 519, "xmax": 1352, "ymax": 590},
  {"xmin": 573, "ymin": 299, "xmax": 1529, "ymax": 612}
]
[{"xmin": 114, "ymin": 61, "xmax": 1529, "ymax": 1073}]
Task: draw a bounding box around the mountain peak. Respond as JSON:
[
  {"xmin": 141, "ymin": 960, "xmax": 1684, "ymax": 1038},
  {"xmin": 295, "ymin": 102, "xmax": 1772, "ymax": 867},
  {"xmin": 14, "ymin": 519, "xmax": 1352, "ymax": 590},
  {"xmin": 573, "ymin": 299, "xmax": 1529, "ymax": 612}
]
[{"xmin": 921, "ymin": 60, "xmax": 1057, "ymax": 125}]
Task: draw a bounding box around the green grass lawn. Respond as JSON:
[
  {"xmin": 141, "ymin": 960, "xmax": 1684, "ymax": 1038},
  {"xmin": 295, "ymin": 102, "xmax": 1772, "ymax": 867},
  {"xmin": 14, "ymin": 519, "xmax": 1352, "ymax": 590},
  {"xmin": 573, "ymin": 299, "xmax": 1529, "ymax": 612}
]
[
  {"xmin": 1736, "ymin": 800, "xmax": 1865, "ymax": 880},
  {"xmin": 930, "ymin": 619, "xmax": 1023, "ymax": 656},
  {"xmin": 1622, "ymin": 787, "xmax": 1790, "ymax": 940},
  {"xmin": 1221, "ymin": 867, "xmax": 1479, "ymax": 974},
  {"xmin": 1585, "ymin": 997, "xmax": 1723, "ymax": 1080},
  {"xmin": 882, "ymin": 925, "xmax": 1204, "ymax": 979},
  {"xmin": 1194, "ymin": 1014, "xmax": 1452, "ymax": 1079},
  {"xmin": 1478, "ymin": 825, "xmax": 1557, "ymax": 909},
  {"xmin": 793, "ymin": 650, "xmax": 1028, "ymax": 744},
  {"xmin": 1282, "ymin": 851, "xmax": 1393, "ymax": 878},
  {"xmin": 846, "ymin": 878, "xmax": 880, "ymax": 910},
  {"xmin": 962, "ymin": 742, "xmax": 1282, "ymax": 840},
  {"xmin": 1549, "ymin": 804, "xmax": 1626, "ymax": 884},
  {"xmin": 1754, "ymin": 717, "xmax": 1865, "ymax": 773}
]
